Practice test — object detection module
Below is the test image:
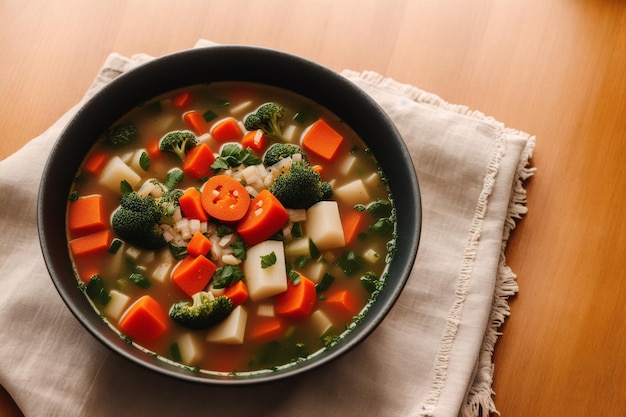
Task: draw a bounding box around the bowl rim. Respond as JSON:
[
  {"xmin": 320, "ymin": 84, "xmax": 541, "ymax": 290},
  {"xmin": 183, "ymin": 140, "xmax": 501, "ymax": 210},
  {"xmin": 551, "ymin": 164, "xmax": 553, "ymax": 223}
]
[{"xmin": 38, "ymin": 44, "xmax": 421, "ymax": 385}]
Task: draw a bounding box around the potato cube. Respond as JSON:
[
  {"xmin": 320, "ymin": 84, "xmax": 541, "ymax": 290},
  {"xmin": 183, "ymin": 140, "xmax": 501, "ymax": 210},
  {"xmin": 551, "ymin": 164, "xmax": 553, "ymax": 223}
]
[
  {"xmin": 243, "ymin": 241, "xmax": 288, "ymax": 301},
  {"xmin": 205, "ymin": 305, "xmax": 248, "ymax": 344},
  {"xmin": 306, "ymin": 201, "xmax": 345, "ymax": 251}
]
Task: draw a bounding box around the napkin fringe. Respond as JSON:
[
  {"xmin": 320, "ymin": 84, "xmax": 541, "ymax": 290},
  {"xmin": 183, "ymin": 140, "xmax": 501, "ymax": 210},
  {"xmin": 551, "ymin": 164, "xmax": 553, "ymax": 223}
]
[{"xmin": 341, "ymin": 70, "xmax": 535, "ymax": 417}]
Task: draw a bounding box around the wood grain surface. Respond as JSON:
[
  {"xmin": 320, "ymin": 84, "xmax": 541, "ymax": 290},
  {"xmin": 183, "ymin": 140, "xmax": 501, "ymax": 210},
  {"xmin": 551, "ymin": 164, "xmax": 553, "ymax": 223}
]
[{"xmin": 2, "ymin": 1, "xmax": 625, "ymax": 416}]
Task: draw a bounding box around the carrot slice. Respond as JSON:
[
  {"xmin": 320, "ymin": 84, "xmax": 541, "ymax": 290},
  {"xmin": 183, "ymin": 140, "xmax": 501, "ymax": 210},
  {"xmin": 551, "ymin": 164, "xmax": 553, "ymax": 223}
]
[
  {"xmin": 172, "ymin": 91, "xmax": 192, "ymax": 109},
  {"xmin": 82, "ymin": 151, "xmax": 107, "ymax": 175},
  {"xmin": 69, "ymin": 229, "xmax": 111, "ymax": 260},
  {"xmin": 241, "ymin": 129, "xmax": 267, "ymax": 152},
  {"xmin": 187, "ymin": 231, "xmax": 212, "ymax": 257},
  {"xmin": 341, "ymin": 210, "xmax": 368, "ymax": 246},
  {"xmin": 325, "ymin": 289, "xmax": 360, "ymax": 319},
  {"xmin": 223, "ymin": 280, "xmax": 248, "ymax": 306},
  {"xmin": 301, "ymin": 119, "xmax": 344, "ymax": 162},
  {"xmin": 171, "ymin": 255, "xmax": 217, "ymax": 297},
  {"xmin": 68, "ymin": 194, "xmax": 107, "ymax": 238},
  {"xmin": 182, "ymin": 143, "xmax": 216, "ymax": 180},
  {"xmin": 236, "ymin": 189, "xmax": 289, "ymax": 247},
  {"xmin": 119, "ymin": 295, "xmax": 169, "ymax": 344},
  {"xmin": 201, "ymin": 175, "xmax": 250, "ymax": 222},
  {"xmin": 179, "ymin": 188, "xmax": 209, "ymax": 222},
  {"xmin": 247, "ymin": 317, "xmax": 286, "ymax": 342},
  {"xmin": 275, "ymin": 274, "xmax": 316, "ymax": 320},
  {"xmin": 211, "ymin": 118, "xmax": 242, "ymax": 142},
  {"xmin": 183, "ymin": 110, "xmax": 210, "ymax": 135}
]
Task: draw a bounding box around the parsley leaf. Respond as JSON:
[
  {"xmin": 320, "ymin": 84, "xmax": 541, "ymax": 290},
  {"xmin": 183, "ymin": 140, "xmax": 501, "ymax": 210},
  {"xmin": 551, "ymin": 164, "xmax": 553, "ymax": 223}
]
[
  {"xmin": 213, "ymin": 265, "xmax": 245, "ymax": 288},
  {"xmin": 260, "ymin": 251, "xmax": 277, "ymax": 269}
]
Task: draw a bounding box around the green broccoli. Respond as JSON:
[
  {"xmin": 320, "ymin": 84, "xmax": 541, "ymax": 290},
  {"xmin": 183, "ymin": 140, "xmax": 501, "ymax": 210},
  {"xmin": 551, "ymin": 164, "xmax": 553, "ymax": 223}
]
[
  {"xmin": 169, "ymin": 291, "xmax": 234, "ymax": 330},
  {"xmin": 244, "ymin": 102, "xmax": 287, "ymax": 143},
  {"xmin": 159, "ymin": 130, "xmax": 198, "ymax": 161},
  {"xmin": 111, "ymin": 191, "xmax": 167, "ymax": 250},
  {"xmin": 269, "ymin": 161, "xmax": 333, "ymax": 209},
  {"xmin": 102, "ymin": 123, "xmax": 139, "ymax": 148},
  {"xmin": 263, "ymin": 143, "xmax": 309, "ymax": 167}
]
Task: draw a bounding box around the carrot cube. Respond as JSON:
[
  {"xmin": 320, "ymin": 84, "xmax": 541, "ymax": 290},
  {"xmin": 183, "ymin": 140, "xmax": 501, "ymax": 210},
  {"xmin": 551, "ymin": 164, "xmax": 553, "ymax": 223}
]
[
  {"xmin": 82, "ymin": 151, "xmax": 107, "ymax": 175},
  {"xmin": 275, "ymin": 275, "xmax": 316, "ymax": 320},
  {"xmin": 302, "ymin": 119, "xmax": 344, "ymax": 161},
  {"xmin": 183, "ymin": 110, "xmax": 211, "ymax": 135},
  {"xmin": 146, "ymin": 139, "xmax": 162, "ymax": 160},
  {"xmin": 172, "ymin": 91, "xmax": 192, "ymax": 109},
  {"xmin": 69, "ymin": 230, "xmax": 111, "ymax": 260},
  {"xmin": 119, "ymin": 295, "xmax": 169, "ymax": 344},
  {"xmin": 186, "ymin": 231, "xmax": 212, "ymax": 257},
  {"xmin": 325, "ymin": 289, "xmax": 360, "ymax": 319},
  {"xmin": 68, "ymin": 194, "xmax": 107, "ymax": 238},
  {"xmin": 341, "ymin": 210, "xmax": 368, "ymax": 246},
  {"xmin": 182, "ymin": 143, "xmax": 216, "ymax": 180},
  {"xmin": 179, "ymin": 187, "xmax": 209, "ymax": 222},
  {"xmin": 248, "ymin": 317, "xmax": 286, "ymax": 342},
  {"xmin": 241, "ymin": 129, "xmax": 267, "ymax": 152},
  {"xmin": 223, "ymin": 280, "xmax": 249, "ymax": 306},
  {"xmin": 211, "ymin": 118, "xmax": 242, "ymax": 142},
  {"xmin": 172, "ymin": 255, "xmax": 217, "ymax": 297}
]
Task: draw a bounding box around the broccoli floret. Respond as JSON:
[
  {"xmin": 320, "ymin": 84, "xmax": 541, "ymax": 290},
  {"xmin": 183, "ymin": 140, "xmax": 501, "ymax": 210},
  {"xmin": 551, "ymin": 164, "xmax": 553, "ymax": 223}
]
[
  {"xmin": 263, "ymin": 143, "xmax": 309, "ymax": 167},
  {"xmin": 102, "ymin": 123, "xmax": 139, "ymax": 148},
  {"xmin": 244, "ymin": 102, "xmax": 287, "ymax": 143},
  {"xmin": 111, "ymin": 192, "xmax": 167, "ymax": 250},
  {"xmin": 159, "ymin": 130, "xmax": 198, "ymax": 161},
  {"xmin": 169, "ymin": 291, "xmax": 234, "ymax": 330},
  {"xmin": 269, "ymin": 161, "xmax": 333, "ymax": 209}
]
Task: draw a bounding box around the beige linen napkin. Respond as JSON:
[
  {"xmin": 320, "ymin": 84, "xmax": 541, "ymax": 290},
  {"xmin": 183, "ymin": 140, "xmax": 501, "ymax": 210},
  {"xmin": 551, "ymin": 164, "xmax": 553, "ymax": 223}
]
[{"xmin": 0, "ymin": 43, "xmax": 534, "ymax": 417}]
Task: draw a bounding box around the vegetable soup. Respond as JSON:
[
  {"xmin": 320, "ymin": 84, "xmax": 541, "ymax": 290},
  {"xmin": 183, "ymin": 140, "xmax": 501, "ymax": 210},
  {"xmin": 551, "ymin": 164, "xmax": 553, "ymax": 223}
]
[{"xmin": 66, "ymin": 82, "xmax": 396, "ymax": 375}]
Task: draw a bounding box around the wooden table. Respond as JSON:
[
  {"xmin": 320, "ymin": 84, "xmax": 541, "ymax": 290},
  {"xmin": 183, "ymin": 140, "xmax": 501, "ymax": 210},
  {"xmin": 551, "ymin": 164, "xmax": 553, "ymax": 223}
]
[{"xmin": 2, "ymin": 1, "xmax": 625, "ymax": 416}]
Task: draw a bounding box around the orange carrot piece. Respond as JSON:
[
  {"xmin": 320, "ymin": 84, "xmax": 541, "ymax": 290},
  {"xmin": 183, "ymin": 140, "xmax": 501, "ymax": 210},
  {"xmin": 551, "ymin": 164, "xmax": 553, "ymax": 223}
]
[
  {"xmin": 187, "ymin": 231, "xmax": 212, "ymax": 257},
  {"xmin": 146, "ymin": 139, "xmax": 162, "ymax": 160},
  {"xmin": 342, "ymin": 210, "xmax": 368, "ymax": 246},
  {"xmin": 311, "ymin": 164, "xmax": 323, "ymax": 175},
  {"xmin": 201, "ymin": 175, "xmax": 250, "ymax": 222},
  {"xmin": 172, "ymin": 91, "xmax": 192, "ymax": 109},
  {"xmin": 182, "ymin": 143, "xmax": 216, "ymax": 180},
  {"xmin": 241, "ymin": 129, "xmax": 267, "ymax": 152},
  {"xmin": 82, "ymin": 151, "xmax": 107, "ymax": 175},
  {"xmin": 179, "ymin": 187, "xmax": 209, "ymax": 222},
  {"xmin": 275, "ymin": 275, "xmax": 316, "ymax": 320},
  {"xmin": 325, "ymin": 289, "xmax": 360, "ymax": 319},
  {"xmin": 247, "ymin": 317, "xmax": 286, "ymax": 342},
  {"xmin": 68, "ymin": 195, "xmax": 107, "ymax": 238},
  {"xmin": 236, "ymin": 189, "xmax": 289, "ymax": 246},
  {"xmin": 183, "ymin": 110, "xmax": 210, "ymax": 135},
  {"xmin": 119, "ymin": 295, "xmax": 169, "ymax": 344},
  {"xmin": 171, "ymin": 255, "xmax": 217, "ymax": 297},
  {"xmin": 302, "ymin": 118, "xmax": 344, "ymax": 162},
  {"xmin": 69, "ymin": 230, "xmax": 111, "ymax": 260},
  {"xmin": 223, "ymin": 280, "xmax": 248, "ymax": 306},
  {"xmin": 211, "ymin": 118, "xmax": 242, "ymax": 142}
]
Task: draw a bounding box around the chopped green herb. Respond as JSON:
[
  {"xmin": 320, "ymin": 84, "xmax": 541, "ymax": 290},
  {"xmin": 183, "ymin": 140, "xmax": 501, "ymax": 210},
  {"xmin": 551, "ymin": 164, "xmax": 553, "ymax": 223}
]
[
  {"xmin": 169, "ymin": 243, "xmax": 188, "ymax": 260},
  {"xmin": 367, "ymin": 198, "xmax": 393, "ymax": 218},
  {"xmin": 129, "ymin": 273, "xmax": 151, "ymax": 289},
  {"xmin": 213, "ymin": 265, "xmax": 245, "ymax": 289},
  {"xmin": 120, "ymin": 179, "xmax": 133, "ymax": 195},
  {"xmin": 291, "ymin": 222, "xmax": 303, "ymax": 238},
  {"xmin": 294, "ymin": 255, "xmax": 308, "ymax": 269},
  {"xmin": 309, "ymin": 239, "xmax": 320, "ymax": 259},
  {"xmin": 231, "ymin": 239, "xmax": 247, "ymax": 260},
  {"xmin": 216, "ymin": 224, "xmax": 234, "ymax": 237},
  {"xmin": 288, "ymin": 270, "xmax": 302, "ymax": 285},
  {"xmin": 108, "ymin": 238, "xmax": 124, "ymax": 254},
  {"xmin": 360, "ymin": 271, "xmax": 381, "ymax": 294},
  {"xmin": 211, "ymin": 144, "xmax": 262, "ymax": 172},
  {"xmin": 336, "ymin": 251, "xmax": 362, "ymax": 276},
  {"xmin": 203, "ymin": 109, "xmax": 218, "ymax": 122},
  {"xmin": 370, "ymin": 217, "xmax": 394, "ymax": 235},
  {"xmin": 165, "ymin": 168, "xmax": 184, "ymax": 190},
  {"xmin": 316, "ymin": 273, "xmax": 335, "ymax": 293},
  {"xmin": 170, "ymin": 342, "xmax": 182, "ymax": 362},
  {"xmin": 260, "ymin": 251, "xmax": 277, "ymax": 269},
  {"xmin": 139, "ymin": 151, "xmax": 151, "ymax": 171},
  {"xmin": 86, "ymin": 274, "xmax": 111, "ymax": 306},
  {"xmin": 68, "ymin": 191, "xmax": 80, "ymax": 201}
]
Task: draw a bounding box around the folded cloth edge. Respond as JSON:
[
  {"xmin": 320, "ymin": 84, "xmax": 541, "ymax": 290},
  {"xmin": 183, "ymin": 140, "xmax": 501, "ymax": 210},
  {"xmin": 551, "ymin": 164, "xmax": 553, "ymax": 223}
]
[{"xmin": 339, "ymin": 70, "xmax": 536, "ymax": 417}]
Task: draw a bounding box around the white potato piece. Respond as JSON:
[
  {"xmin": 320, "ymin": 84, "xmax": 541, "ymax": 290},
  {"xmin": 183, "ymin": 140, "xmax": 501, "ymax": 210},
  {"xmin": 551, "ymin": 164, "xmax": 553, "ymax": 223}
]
[
  {"xmin": 308, "ymin": 310, "xmax": 333, "ymax": 336},
  {"xmin": 104, "ymin": 290, "xmax": 131, "ymax": 321},
  {"xmin": 284, "ymin": 237, "xmax": 311, "ymax": 258},
  {"xmin": 305, "ymin": 201, "xmax": 346, "ymax": 251},
  {"xmin": 98, "ymin": 156, "xmax": 142, "ymax": 192},
  {"xmin": 177, "ymin": 333, "xmax": 203, "ymax": 365},
  {"xmin": 333, "ymin": 179, "xmax": 371, "ymax": 206},
  {"xmin": 243, "ymin": 240, "xmax": 288, "ymax": 301},
  {"xmin": 205, "ymin": 305, "xmax": 248, "ymax": 344}
]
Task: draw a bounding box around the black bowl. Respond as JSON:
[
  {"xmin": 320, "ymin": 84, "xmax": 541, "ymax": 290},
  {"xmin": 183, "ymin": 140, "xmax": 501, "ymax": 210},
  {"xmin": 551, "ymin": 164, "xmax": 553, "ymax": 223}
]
[{"xmin": 38, "ymin": 45, "xmax": 421, "ymax": 385}]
